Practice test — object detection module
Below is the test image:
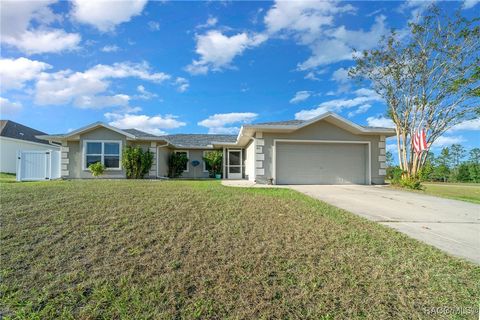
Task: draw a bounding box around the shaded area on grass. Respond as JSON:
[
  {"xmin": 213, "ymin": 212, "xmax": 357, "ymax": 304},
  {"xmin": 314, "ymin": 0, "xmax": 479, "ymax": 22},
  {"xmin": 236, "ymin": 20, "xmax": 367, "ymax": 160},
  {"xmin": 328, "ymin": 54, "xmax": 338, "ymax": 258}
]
[{"xmin": 1, "ymin": 180, "xmax": 479, "ymax": 319}]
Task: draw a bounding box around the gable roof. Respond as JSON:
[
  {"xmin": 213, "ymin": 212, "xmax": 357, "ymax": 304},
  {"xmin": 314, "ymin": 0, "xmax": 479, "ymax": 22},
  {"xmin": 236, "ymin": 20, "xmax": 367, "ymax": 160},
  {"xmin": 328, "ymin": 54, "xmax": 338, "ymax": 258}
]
[
  {"xmin": 37, "ymin": 122, "xmax": 148, "ymax": 140},
  {"xmin": 123, "ymin": 128, "xmax": 159, "ymax": 138},
  {"xmin": 241, "ymin": 112, "xmax": 395, "ymax": 134},
  {"xmin": 0, "ymin": 120, "xmax": 53, "ymax": 145},
  {"xmin": 161, "ymin": 134, "xmax": 237, "ymax": 148},
  {"xmin": 36, "ymin": 112, "xmax": 396, "ymax": 148}
]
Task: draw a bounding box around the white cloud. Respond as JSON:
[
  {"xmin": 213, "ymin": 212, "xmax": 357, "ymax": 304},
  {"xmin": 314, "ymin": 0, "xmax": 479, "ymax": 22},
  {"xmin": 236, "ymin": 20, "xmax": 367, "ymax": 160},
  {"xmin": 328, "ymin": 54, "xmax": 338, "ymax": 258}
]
[
  {"xmin": 105, "ymin": 112, "xmax": 186, "ymax": 136},
  {"xmin": 196, "ymin": 16, "xmax": 218, "ymax": 29},
  {"xmin": 289, "ymin": 91, "xmax": 311, "ymax": 104},
  {"xmin": 0, "ymin": 97, "xmax": 22, "ymax": 115},
  {"xmin": 366, "ymin": 115, "xmax": 395, "ymax": 128},
  {"xmin": 35, "ymin": 62, "xmax": 171, "ymax": 108},
  {"xmin": 136, "ymin": 85, "xmax": 157, "ymax": 100},
  {"xmin": 101, "ymin": 45, "xmax": 119, "ymax": 52},
  {"xmin": 198, "ymin": 112, "xmax": 258, "ymax": 134},
  {"xmin": 449, "ymin": 118, "xmax": 480, "ymax": 131},
  {"xmin": 263, "ymin": 1, "xmax": 387, "ymax": 70},
  {"xmin": 463, "ymin": 0, "xmax": 480, "ymax": 9},
  {"xmin": 0, "ymin": 0, "xmax": 80, "ymax": 54},
  {"xmin": 175, "ymin": 77, "xmax": 189, "ymax": 92},
  {"xmin": 331, "ymin": 67, "xmax": 349, "ymax": 84},
  {"xmin": 297, "ymin": 15, "xmax": 387, "ymax": 70},
  {"xmin": 347, "ymin": 104, "xmax": 371, "ymax": 117},
  {"xmin": 264, "ymin": 1, "xmax": 354, "ymax": 39},
  {"xmin": 305, "ymin": 71, "xmax": 320, "ymax": 81},
  {"xmin": 432, "ymin": 136, "xmax": 465, "ymax": 148},
  {"xmin": 72, "ymin": 0, "xmax": 148, "ymax": 32},
  {"xmin": 186, "ymin": 30, "xmax": 267, "ymax": 75},
  {"xmin": 399, "ymin": 0, "xmax": 436, "ymax": 22},
  {"xmin": 295, "ymin": 88, "xmax": 382, "ymax": 120},
  {"xmin": 75, "ymin": 94, "xmax": 130, "ymax": 109},
  {"xmin": 148, "ymin": 21, "xmax": 160, "ymax": 31},
  {"xmin": 0, "ymin": 57, "xmax": 51, "ymax": 91}
]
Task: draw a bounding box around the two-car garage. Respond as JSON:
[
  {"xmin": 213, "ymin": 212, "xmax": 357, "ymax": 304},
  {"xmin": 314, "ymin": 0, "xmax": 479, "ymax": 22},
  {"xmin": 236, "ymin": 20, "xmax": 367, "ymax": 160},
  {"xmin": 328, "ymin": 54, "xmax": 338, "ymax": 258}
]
[{"xmin": 274, "ymin": 141, "xmax": 370, "ymax": 185}]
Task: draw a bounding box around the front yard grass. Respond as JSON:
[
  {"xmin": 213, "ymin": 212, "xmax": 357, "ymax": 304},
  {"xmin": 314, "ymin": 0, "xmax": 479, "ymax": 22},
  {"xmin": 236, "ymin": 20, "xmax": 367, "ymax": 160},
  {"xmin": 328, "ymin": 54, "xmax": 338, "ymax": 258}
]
[
  {"xmin": 1, "ymin": 180, "xmax": 478, "ymax": 319},
  {"xmin": 421, "ymin": 182, "xmax": 480, "ymax": 204}
]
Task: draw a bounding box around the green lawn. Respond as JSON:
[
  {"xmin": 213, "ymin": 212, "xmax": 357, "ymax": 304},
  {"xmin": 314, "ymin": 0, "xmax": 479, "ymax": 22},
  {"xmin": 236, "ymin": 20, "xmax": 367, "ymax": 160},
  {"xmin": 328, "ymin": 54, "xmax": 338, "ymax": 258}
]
[
  {"xmin": 1, "ymin": 179, "xmax": 478, "ymax": 319},
  {"xmin": 421, "ymin": 182, "xmax": 480, "ymax": 204},
  {"xmin": 388, "ymin": 180, "xmax": 480, "ymax": 204}
]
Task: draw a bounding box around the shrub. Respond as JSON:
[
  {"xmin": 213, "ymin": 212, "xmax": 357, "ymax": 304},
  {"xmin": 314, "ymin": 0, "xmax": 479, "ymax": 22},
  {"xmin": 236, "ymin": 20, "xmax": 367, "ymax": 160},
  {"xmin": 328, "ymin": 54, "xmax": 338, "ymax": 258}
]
[
  {"xmin": 168, "ymin": 152, "xmax": 188, "ymax": 178},
  {"xmin": 88, "ymin": 162, "xmax": 105, "ymax": 177},
  {"xmin": 399, "ymin": 176, "xmax": 423, "ymax": 190},
  {"xmin": 387, "ymin": 166, "xmax": 403, "ymax": 184},
  {"xmin": 203, "ymin": 150, "xmax": 223, "ymax": 177},
  {"xmin": 122, "ymin": 146, "xmax": 153, "ymax": 179}
]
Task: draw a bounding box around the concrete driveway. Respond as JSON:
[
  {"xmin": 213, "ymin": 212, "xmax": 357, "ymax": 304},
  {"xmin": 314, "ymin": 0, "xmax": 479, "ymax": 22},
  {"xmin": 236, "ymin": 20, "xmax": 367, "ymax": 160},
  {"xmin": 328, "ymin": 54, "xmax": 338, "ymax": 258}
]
[{"xmin": 289, "ymin": 185, "xmax": 480, "ymax": 264}]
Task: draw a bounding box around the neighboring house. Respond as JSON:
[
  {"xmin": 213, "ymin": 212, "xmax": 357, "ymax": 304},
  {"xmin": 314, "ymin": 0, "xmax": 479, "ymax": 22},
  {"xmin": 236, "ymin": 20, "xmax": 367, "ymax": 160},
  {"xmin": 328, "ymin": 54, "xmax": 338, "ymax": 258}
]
[
  {"xmin": 0, "ymin": 120, "xmax": 60, "ymax": 174},
  {"xmin": 37, "ymin": 112, "xmax": 396, "ymax": 185}
]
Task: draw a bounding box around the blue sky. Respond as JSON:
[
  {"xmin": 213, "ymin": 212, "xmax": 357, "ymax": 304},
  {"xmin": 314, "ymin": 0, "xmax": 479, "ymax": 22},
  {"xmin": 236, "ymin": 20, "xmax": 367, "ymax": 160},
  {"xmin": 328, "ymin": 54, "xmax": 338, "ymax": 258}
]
[{"xmin": 0, "ymin": 0, "xmax": 479, "ymax": 155}]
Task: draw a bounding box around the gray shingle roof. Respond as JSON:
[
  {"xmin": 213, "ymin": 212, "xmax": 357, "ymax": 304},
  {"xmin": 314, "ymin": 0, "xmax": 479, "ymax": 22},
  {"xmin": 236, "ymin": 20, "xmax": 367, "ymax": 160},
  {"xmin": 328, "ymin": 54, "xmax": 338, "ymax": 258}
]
[
  {"xmin": 123, "ymin": 128, "xmax": 159, "ymax": 138},
  {"xmin": 161, "ymin": 134, "xmax": 237, "ymax": 148},
  {"xmin": 254, "ymin": 119, "xmax": 306, "ymax": 126},
  {"xmin": 0, "ymin": 120, "xmax": 53, "ymax": 145},
  {"xmin": 253, "ymin": 119, "xmax": 393, "ymax": 130}
]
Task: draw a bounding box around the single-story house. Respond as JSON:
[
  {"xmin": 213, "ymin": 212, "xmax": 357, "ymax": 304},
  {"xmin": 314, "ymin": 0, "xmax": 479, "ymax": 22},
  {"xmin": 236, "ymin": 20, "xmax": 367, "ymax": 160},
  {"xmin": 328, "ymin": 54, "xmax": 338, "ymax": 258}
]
[
  {"xmin": 37, "ymin": 112, "xmax": 396, "ymax": 185},
  {"xmin": 0, "ymin": 120, "xmax": 60, "ymax": 174}
]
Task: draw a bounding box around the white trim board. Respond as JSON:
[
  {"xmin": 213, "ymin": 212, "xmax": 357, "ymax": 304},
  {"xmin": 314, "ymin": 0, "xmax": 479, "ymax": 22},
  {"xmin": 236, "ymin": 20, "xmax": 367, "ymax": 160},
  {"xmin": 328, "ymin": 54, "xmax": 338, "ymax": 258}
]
[{"xmin": 272, "ymin": 139, "xmax": 372, "ymax": 185}]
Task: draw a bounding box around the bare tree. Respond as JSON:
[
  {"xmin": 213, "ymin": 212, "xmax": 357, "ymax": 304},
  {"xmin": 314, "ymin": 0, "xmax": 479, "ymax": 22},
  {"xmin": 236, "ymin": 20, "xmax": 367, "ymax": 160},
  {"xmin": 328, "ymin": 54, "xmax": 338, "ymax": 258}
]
[{"xmin": 350, "ymin": 5, "xmax": 479, "ymax": 177}]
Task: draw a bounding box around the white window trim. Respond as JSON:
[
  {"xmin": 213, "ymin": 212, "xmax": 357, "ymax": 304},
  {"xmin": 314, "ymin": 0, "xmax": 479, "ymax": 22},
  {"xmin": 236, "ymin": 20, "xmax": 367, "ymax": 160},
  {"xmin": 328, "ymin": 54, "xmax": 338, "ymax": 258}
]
[
  {"xmin": 203, "ymin": 150, "xmax": 212, "ymax": 172},
  {"xmin": 174, "ymin": 150, "xmax": 190, "ymax": 172},
  {"xmin": 83, "ymin": 140, "xmax": 122, "ymax": 171},
  {"xmin": 272, "ymin": 139, "xmax": 372, "ymax": 185}
]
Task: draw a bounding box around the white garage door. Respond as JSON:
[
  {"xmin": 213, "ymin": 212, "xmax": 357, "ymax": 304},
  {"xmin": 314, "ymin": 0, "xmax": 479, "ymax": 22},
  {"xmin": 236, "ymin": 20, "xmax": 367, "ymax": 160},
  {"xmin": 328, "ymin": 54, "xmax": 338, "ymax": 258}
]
[{"xmin": 276, "ymin": 142, "xmax": 368, "ymax": 185}]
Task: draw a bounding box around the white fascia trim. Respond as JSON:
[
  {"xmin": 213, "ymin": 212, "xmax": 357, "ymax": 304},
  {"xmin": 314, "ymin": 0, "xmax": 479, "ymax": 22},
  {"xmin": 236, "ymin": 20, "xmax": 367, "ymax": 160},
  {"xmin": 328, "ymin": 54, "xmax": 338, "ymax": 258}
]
[
  {"xmin": 82, "ymin": 139, "xmax": 123, "ymax": 171},
  {"xmin": 241, "ymin": 112, "xmax": 395, "ymax": 137},
  {"xmin": 0, "ymin": 136, "xmax": 60, "ymax": 148},
  {"xmin": 66, "ymin": 122, "xmax": 137, "ymax": 139},
  {"xmin": 272, "ymin": 139, "xmax": 372, "ymax": 185}
]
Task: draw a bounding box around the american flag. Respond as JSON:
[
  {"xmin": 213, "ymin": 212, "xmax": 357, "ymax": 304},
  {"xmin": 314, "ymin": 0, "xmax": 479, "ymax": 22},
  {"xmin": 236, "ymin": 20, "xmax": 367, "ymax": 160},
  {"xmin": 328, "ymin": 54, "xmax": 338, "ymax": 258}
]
[{"xmin": 413, "ymin": 128, "xmax": 428, "ymax": 154}]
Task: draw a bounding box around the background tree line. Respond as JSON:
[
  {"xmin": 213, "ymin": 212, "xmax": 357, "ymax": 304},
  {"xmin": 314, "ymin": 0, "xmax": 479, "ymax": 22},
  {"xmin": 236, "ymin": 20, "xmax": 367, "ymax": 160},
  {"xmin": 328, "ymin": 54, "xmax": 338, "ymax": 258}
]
[{"xmin": 387, "ymin": 145, "xmax": 480, "ymax": 183}]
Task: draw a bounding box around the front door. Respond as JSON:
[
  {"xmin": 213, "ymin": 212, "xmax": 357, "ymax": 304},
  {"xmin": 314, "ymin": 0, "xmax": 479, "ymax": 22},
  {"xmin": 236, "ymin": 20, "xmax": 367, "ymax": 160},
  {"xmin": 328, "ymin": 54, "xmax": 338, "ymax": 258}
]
[{"xmin": 227, "ymin": 149, "xmax": 242, "ymax": 179}]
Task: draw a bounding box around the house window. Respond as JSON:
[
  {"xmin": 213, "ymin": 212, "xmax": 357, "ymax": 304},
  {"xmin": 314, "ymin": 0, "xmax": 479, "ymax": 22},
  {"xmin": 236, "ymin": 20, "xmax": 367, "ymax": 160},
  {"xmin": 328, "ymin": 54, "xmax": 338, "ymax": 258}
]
[
  {"xmin": 84, "ymin": 140, "xmax": 121, "ymax": 170},
  {"xmin": 203, "ymin": 151, "xmax": 213, "ymax": 172},
  {"xmin": 174, "ymin": 150, "xmax": 189, "ymax": 172}
]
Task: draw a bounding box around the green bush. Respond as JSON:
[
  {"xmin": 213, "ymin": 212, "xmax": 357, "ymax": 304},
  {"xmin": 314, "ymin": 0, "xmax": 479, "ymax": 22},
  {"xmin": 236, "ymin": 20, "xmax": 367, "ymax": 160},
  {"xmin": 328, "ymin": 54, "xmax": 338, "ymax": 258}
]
[
  {"xmin": 387, "ymin": 166, "xmax": 403, "ymax": 184},
  {"xmin": 203, "ymin": 150, "xmax": 223, "ymax": 177},
  {"xmin": 399, "ymin": 176, "xmax": 423, "ymax": 190},
  {"xmin": 122, "ymin": 146, "xmax": 153, "ymax": 179},
  {"xmin": 88, "ymin": 162, "xmax": 105, "ymax": 177},
  {"xmin": 168, "ymin": 152, "xmax": 188, "ymax": 178}
]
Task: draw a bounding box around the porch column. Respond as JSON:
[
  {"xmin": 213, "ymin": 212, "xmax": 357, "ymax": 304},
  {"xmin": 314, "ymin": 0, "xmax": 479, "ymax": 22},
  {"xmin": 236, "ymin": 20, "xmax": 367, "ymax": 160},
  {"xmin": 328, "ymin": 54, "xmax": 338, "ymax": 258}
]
[
  {"xmin": 222, "ymin": 147, "xmax": 226, "ymax": 179},
  {"xmin": 149, "ymin": 142, "xmax": 157, "ymax": 178}
]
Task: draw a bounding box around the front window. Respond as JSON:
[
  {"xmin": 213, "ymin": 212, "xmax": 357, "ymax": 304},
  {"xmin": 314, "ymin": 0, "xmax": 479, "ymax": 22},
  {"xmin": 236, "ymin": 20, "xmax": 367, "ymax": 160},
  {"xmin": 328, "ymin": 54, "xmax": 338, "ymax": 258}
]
[{"xmin": 85, "ymin": 141, "xmax": 121, "ymax": 169}]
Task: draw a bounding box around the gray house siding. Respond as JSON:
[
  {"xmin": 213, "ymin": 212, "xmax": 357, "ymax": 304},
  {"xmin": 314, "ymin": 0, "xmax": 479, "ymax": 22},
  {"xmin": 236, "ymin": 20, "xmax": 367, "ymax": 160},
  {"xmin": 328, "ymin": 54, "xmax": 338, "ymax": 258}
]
[
  {"xmin": 65, "ymin": 127, "xmax": 127, "ymax": 179},
  {"xmin": 256, "ymin": 120, "xmax": 385, "ymax": 185},
  {"xmin": 157, "ymin": 146, "xmax": 170, "ymax": 178},
  {"xmin": 176, "ymin": 149, "xmax": 211, "ymax": 179}
]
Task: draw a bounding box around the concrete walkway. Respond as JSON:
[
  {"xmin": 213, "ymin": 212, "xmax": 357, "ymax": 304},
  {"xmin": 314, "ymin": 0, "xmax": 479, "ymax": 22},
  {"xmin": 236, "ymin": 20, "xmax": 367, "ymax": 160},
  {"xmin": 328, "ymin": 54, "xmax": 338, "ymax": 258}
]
[{"xmin": 288, "ymin": 185, "xmax": 480, "ymax": 264}]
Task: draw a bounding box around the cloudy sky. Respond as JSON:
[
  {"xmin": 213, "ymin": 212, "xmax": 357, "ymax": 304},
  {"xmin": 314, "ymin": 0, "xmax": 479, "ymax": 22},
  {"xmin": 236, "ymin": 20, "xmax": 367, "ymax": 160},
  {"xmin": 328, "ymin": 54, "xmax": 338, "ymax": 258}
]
[{"xmin": 0, "ymin": 0, "xmax": 478, "ymax": 152}]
